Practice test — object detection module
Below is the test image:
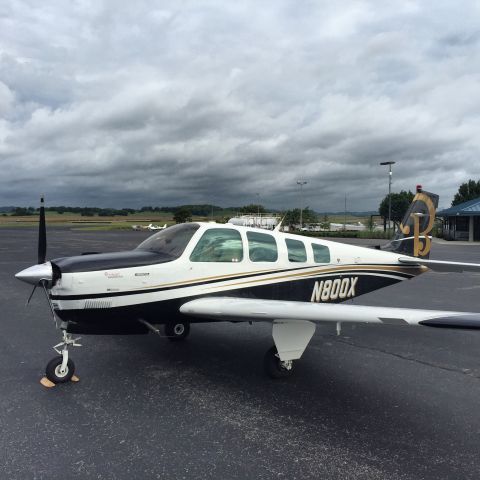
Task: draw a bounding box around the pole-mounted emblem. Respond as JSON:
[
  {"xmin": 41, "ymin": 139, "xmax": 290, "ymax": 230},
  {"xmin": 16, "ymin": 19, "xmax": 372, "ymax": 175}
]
[{"xmin": 399, "ymin": 192, "xmax": 436, "ymax": 257}]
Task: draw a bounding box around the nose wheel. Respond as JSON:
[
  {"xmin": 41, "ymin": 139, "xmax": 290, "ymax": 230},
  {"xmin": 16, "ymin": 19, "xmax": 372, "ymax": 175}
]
[{"xmin": 45, "ymin": 356, "xmax": 75, "ymax": 383}]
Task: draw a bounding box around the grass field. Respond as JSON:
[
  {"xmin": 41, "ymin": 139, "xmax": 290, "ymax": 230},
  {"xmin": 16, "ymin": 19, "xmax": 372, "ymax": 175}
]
[
  {"xmin": 0, "ymin": 211, "xmax": 382, "ymax": 234},
  {"xmin": 0, "ymin": 211, "xmax": 225, "ymax": 230}
]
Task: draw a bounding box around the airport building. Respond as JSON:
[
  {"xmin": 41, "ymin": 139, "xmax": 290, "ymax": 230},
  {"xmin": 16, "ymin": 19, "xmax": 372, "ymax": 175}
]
[{"xmin": 437, "ymin": 197, "xmax": 480, "ymax": 242}]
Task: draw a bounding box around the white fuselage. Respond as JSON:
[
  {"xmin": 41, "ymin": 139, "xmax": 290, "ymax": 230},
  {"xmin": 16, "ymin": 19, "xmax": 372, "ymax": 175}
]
[{"xmin": 50, "ymin": 223, "xmax": 424, "ymax": 318}]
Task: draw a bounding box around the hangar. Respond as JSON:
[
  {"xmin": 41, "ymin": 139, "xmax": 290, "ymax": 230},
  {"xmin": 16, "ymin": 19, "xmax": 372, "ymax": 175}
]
[{"xmin": 437, "ymin": 197, "xmax": 480, "ymax": 242}]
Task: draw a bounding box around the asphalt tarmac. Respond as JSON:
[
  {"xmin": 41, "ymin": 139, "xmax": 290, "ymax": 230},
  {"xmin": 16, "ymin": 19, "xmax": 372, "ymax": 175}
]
[{"xmin": 1, "ymin": 227, "xmax": 480, "ymax": 479}]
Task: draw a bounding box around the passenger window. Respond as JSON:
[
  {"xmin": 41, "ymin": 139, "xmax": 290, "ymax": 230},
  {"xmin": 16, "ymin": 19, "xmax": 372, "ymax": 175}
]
[
  {"xmin": 247, "ymin": 231, "xmax": 278, "ymax": 262},
  {"xmin": 286, "ymin": 238, "xmax": 307, "ymax": 262},
  {"xmin": 190, "ymin": 228, "xmax": 243, "ymax": 262},
  {"xmin": 312, "ymin": 243, "xmax": 330, "ymax": 263}
]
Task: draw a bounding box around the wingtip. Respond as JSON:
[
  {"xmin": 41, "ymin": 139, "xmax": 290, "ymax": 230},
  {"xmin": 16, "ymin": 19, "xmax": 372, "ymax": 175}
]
[{"xmin": 419, "ymin": 314, "xmax": 480, "ymax": 329}]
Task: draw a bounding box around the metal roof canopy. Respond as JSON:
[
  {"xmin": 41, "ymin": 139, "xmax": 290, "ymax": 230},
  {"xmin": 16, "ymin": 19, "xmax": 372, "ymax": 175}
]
[{"xmin": 437, "ymin": 197, "xmax": 480, "ymax": 217}]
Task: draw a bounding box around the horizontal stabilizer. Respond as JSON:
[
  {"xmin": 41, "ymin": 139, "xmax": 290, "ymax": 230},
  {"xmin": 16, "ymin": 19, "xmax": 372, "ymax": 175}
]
[
  {"xmin": 180, "ymin": 297, "xmax": 480, "ymax": 329},
  {"xmin": 399, "ymin": 257, "xmax": 480, "ymax": 272}
]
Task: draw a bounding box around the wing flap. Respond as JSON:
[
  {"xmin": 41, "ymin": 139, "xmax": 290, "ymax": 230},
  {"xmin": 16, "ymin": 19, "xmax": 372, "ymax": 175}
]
[{"xmin": 180, "ymin": 297, "xmax": 480, "ymax": 329}]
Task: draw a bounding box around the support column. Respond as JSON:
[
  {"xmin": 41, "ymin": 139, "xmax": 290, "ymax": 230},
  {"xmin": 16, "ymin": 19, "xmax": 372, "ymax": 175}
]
[{"xmin": 469, "ymin": 216, "xmax": 474, "ymax": 242}]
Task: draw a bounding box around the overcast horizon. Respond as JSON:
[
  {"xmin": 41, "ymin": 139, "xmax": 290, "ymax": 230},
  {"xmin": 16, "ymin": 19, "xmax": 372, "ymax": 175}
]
[{"xmin": 1, "ymin": 1, "xmax": 480, "ymax": 211}]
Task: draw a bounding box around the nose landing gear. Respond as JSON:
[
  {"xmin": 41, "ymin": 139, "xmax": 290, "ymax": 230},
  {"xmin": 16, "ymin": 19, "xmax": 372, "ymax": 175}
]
[{"xmin": 43, "ymin": 330, "xmax": 82, "ymax": 385}]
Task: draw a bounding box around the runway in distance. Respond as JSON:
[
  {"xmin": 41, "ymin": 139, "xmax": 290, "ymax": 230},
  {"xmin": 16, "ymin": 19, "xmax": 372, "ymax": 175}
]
[{"xmin": 15, "ymin": 187, "xmax": 480, "ymax": 384}]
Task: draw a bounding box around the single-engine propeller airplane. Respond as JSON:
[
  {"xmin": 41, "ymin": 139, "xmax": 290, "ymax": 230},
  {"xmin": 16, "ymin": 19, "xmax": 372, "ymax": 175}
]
[
  {"xmin": 147, "ymin": 223, "xmax": 167, "ymax": 231},
  {"xmin": 15, "ymin": 187, "xmax": 480, "ymax": 384}
]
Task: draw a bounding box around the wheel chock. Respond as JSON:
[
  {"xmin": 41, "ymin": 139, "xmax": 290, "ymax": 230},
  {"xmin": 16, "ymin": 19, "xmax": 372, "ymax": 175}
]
[
  {"xmin": 40, "ymin": 377, "xmax": 56, "ymax": 388},
  {"xmin": 40, "ymin": 375, "xmax": 80, "ymax": 388}
]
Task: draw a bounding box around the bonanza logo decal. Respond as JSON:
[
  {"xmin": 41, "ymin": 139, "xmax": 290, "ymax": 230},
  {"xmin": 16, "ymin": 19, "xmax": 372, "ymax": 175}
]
[{"xmin": 399, "ymin": 192, "xmax": 436, "ymax": 257}]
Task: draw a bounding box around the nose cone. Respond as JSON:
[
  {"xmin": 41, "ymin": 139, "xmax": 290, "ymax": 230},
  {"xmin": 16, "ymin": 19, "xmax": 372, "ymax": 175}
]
[{"xmin": 15, "ymin": 262, "xmax": 53, "ymax": 285}]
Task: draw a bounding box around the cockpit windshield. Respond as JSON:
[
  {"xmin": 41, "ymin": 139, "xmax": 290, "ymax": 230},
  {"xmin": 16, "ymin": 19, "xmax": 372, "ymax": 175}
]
[{"xmin": 136, "ymin": 223, "xmax": 200, "ymax": 260}]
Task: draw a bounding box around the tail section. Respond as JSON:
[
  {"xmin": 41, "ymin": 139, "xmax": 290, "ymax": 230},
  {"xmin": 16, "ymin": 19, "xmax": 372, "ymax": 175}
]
[{"xmin": 383, "ymin": 186, "xmax": 439, "ymax": 259}]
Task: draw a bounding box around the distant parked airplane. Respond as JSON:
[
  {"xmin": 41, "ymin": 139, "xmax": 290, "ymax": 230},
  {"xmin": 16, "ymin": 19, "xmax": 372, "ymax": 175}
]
[
  {"xmin": 147, "ymin": 223, "xmax": 167, "ymax": 231},
  {"xmin": 132, "ymin": 223, "xmax": 167, "ymax": 231}
]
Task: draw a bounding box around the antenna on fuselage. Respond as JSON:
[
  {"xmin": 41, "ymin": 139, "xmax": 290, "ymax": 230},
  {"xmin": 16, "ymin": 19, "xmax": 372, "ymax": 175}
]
[{"xmin": 274, "ymin": 216, "xmax": 285, "ymax": 232}]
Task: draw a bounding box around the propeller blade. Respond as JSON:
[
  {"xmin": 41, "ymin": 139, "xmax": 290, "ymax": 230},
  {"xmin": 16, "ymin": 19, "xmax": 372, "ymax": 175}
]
[
  {"xmin": 38, "ymin": 195, "xmax": 47, "ymax": 264},
  {"xmin": 26, "ymin": 284, "xmax": 38, "ymax": 305}
]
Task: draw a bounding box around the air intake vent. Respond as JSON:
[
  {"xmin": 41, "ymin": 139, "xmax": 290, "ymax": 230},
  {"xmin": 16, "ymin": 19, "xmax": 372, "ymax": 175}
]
[{"xmin": 84, "ymin": 300, "xmax": 112, "ymax": 309}]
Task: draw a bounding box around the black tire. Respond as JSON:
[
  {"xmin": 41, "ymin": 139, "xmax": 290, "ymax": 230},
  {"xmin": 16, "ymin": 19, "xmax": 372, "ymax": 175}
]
[
  {"xmin": 164, "ymin": 322, "xmax": 190, "ymax": 341},
  {"xmin": 45, "ymin": 355, "xmax": 75, "ymax": 384},
  {"xmin": 264, "ymin": 346, "xmax": 294, "ymax": 379}
]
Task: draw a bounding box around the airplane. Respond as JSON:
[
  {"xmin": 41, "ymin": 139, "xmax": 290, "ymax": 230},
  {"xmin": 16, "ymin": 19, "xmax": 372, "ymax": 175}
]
[
  {"xmin": 132, "ymin": 223, "xmax": 167, "ymax": 231},
  {"xmin": 15, "ymin": 187, "xmax": 480, "ymax": 385},
  {"xmin": 147, "ymin": 223, "xmax": 167, "ymax": 231}
]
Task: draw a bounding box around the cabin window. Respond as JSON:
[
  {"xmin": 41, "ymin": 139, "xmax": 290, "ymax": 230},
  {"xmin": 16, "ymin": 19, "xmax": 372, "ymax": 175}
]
[
  {"xmin": 312, "ymin": 243, "xmax": 330, "ymax": 263},
  {"xmin": 190, "ymin": 228, "xmax": 243, "ymax": 262},
  {"xmin": 136, "ymin": 223, "xmax": 200, "ymax": 260},
  {"xmin": 286, "ymin": 238, "xmax": 307, "ymax": 262},
  {"xmin": 247, "ymin": 231, "xmax": 278, "ymax": 262}
]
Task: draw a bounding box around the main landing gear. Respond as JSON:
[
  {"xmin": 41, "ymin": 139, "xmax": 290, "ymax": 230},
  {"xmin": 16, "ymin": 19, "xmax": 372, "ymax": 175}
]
[
  {"xmin": 44, "ymin": 330, "xmax": 82, "ymax": 385},
  {"xmin": 264, "ymin": 320, "xmax": 316, "ymax": 379},
  {"xmin": 264, "ymin": 346, "xmax": 294, "ymax": 379}
]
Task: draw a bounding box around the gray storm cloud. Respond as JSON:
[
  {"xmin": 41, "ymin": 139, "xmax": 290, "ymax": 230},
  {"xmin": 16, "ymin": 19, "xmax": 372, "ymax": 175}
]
[{"xmin": 1, "ymin": 0, "xmax": 480, "ymax": 210}]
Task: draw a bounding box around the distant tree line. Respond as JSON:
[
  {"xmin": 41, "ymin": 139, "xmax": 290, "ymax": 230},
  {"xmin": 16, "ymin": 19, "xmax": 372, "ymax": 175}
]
[
  {"xmin": 238, "ymin": 204, "xmax": 266, "ymax": 214},
  {"xmin": 46, "ymin": 206, "xmax": 132, "ymax": 217},
  {"xmin": 283, "ymin": 207, "xmax": 318, "ymax": 227},
  {"xmin": 452, "ymin": 179, "xmax": 480, "ymax": 206},
  {"xmin": 12, "ymin": 207, "xmax": 37, "ymax": 216},
  {"xmin": 7, "ymin": 203, "xmax": 269, "ymax": 218},
  {"xmin": 6, "ymin": 180, "xmax": 480, "ymax": 222},
  {"xmin": 140, "ymin": 204, "xmax": 224, "ymax": 215}
]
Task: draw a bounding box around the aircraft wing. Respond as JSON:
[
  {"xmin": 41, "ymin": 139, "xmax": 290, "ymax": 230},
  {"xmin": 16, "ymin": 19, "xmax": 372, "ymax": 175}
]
[
  {"xmin": 399, "ymin": 256, "xmax": 480, "ymax": 272},
  {"xmin": 180, "ymin": 297, "xmax": 480, "ymax": 329}
]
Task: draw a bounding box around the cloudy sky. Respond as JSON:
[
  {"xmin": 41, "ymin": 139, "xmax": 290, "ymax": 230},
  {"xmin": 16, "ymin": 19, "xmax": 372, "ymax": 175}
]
[{"xmin": 1, "ymin": 1, "xmax": 480, "ymax": 211}]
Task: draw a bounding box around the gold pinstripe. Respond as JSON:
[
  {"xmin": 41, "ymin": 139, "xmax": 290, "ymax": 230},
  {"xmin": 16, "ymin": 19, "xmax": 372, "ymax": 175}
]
[
  {"xmin": 203, "ymin": 264, "xmax": 427, "ymax": 290},
  {"xmin": 129, "ymin": 267, "xmax": 286, "ymax": 291},
  {"xmin": 128, "ymin": 264, "xmax": 427, "ymax": 292}
]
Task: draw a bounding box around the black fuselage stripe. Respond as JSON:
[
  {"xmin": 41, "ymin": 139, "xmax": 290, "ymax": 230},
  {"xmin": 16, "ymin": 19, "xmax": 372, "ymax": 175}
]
[{"xmin": 50, "ymin": 266, "xmax": 416, "ymax": 301}]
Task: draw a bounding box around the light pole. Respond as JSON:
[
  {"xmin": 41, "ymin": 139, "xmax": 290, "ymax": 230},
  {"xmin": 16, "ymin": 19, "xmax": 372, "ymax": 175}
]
[
  {"xmin": 297, "ymin": 180, "xmax": 307, "ymax": 228},
  {"xmin": 380, "ymin": 161, "xmax": 395, "ymax": 235},
  {"xmin": 255, "ymin": 192, "xmax": 262, "ymax": 227}
]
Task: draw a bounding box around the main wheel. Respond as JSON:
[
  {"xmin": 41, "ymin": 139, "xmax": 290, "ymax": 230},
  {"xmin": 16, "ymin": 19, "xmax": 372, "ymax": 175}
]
[
  {"xmin": 45, "ymin": 355, "xmax": 75, "ymax": 384},
  {"xmin": 264, "ymin": 346, "xmax": 294, "ymax": 379},
  {"xmin": 165, "ymin": 321, "xmax": 190, "ymax": 341}
]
